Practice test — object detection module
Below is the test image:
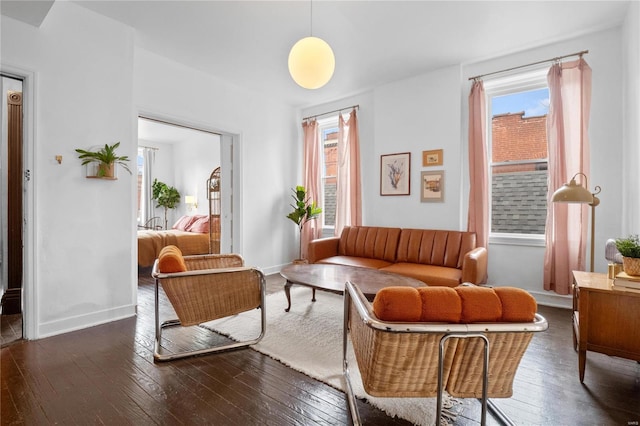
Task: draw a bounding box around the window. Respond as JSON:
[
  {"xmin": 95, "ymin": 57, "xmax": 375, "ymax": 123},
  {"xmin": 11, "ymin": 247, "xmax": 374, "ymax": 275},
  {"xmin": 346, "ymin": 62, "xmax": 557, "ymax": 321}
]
[
  {"xmin": 484, "ymin": 69, "xmax": 549, "ymax": 240},
  {"xmin": 319, "ymin": 119, "xmax": 338, "ymax": 237}
]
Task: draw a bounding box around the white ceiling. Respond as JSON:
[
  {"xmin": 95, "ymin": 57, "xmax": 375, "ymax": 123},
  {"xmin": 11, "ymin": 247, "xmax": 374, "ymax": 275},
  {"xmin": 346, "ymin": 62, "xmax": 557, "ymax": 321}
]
[{"xmin": 3, "ymin": 1, "xmax": 631, "ymax": 108}]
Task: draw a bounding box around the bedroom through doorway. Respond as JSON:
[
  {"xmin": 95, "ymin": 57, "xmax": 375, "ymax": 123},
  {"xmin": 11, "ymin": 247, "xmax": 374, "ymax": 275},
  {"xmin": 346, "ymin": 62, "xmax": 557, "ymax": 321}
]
[{"xmin": 136, "ymin": 116, "xmax": 236, "ymax": 275}]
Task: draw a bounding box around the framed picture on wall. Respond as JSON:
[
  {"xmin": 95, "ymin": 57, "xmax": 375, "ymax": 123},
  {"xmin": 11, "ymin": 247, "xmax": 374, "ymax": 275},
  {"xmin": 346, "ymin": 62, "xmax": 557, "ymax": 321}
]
[
  {"xmin": 380, "ymin": 152, "xmax": 411, "ymax": 196},
  {"xmin": 422, "ymin": 149, "xmax": 443, "ymax": 167},
  {"xmin": 421, "ymin": 170, "xmax": 444, "ymax": 202}
]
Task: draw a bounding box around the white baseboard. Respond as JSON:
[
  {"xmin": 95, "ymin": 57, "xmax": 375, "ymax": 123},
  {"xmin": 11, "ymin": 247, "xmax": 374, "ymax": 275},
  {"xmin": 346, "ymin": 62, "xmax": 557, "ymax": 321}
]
[
  {"xmin": 529, "ymin": 290, "xmax": 572, "ymax": 309},
  {"xmin": 261, "ymin": 263, "xmax": 288, "ymax": 276},
  {"xmin": 37, "ymin": 304, "xmax": 136, "ymax": 339}
]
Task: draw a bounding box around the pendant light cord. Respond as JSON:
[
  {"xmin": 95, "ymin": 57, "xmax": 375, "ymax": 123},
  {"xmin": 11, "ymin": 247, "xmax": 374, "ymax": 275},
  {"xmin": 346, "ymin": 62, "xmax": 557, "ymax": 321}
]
[{"xmin": 309, "ymin": 0, "xmax": 313, "ymax": 36}]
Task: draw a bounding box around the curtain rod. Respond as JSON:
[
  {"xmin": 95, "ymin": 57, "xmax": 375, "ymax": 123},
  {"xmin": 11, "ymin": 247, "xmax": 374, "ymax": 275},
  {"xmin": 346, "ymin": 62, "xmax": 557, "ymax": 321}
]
[
  {"xmin": 468, "ymin": 50, "xmax": 589, "ymax": 81},
  {"xmin": 303, "ymin": 104, "xmax": 359, "ymax": 121},
  {"xmin": 138, "ymin": 145, "xmax": 159, "ymax": 151}
]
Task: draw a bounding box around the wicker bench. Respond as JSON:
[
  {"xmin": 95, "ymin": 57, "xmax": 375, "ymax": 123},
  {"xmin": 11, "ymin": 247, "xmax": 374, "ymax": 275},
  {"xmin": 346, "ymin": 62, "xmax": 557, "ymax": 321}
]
[
  {"xmin": 152, "ymin": 247, "xmax": 266, "ymax": 362},
  {"xmin": 342, "ymin": 281, "xmax": 548, "ymax": 425}
]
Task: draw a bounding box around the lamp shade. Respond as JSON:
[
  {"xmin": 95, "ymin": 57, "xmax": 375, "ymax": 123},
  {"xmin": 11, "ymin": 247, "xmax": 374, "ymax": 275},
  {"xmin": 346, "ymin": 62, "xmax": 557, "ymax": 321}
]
[
  {"xmin": 288, "ymin": 36, "xmax": 335, "ymax": 89},
  {"xmin": 551, "ymin": 178, "xmax": 594, "ymax": 203},
  {"xmin": 185, "ymin": 195, "xmax": 196, "ymax": 204}
]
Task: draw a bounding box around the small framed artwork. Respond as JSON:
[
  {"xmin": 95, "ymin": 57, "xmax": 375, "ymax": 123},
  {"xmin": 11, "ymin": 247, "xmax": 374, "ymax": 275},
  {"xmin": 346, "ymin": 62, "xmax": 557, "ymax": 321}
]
[
  {"xmin": 422, "ymin": 149, "xmax": 443, "ymax": 167},
  {"xmin": 421, "ymin": 171, "xmax": 444, "ymax": 202},
  {"xmin": 380, "ymin": 152, "xmax": 411, "ymax": 196}
]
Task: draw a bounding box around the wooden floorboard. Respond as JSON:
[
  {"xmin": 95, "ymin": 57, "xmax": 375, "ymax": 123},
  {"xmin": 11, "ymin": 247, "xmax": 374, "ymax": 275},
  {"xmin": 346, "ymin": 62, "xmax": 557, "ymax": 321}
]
[{"xmin": 2, "ymin": 272, "xmax": 639, "ymax": 425}]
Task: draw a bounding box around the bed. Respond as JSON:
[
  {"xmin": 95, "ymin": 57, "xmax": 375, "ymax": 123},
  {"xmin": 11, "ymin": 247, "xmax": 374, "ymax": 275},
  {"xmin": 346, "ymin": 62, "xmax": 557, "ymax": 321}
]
[
  {"xmin": 137, "ymin": 214, "xmax": 220, "ymax": 268},
  {"xmin": 138, "ymin": 167, "xmax": 222, "ymax": 268}
]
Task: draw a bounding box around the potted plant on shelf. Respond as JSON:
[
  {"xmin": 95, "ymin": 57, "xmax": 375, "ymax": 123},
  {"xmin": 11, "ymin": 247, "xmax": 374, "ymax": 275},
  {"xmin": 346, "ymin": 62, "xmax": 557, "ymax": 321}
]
[
  {"xmin": 615, "ymin": 234, "xmax": 640, "ymax": 276},
  {"xmin": 75, "ymin": 141, "xmax": 132, "ymax": 179},
  {"xmin": 286, "ymin": 185, "xmax": 322, "ymax": 262},
  {"xmin": 152, "ymin": 179, "xmax": 181, "ymax": 230}
]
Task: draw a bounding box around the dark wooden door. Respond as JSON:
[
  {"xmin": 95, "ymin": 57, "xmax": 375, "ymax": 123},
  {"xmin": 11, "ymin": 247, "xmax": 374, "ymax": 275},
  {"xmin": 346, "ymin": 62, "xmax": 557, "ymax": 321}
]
[{"xmin": 2, "ymin": 89, "xmax": 23, "ymax": 314}]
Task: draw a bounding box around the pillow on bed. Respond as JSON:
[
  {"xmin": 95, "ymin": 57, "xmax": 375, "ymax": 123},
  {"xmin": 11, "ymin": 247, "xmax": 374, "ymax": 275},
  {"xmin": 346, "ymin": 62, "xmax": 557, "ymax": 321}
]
[
  {"xmin": 187, "ymin": 215, "xmax": 210, "ymax": 233},
  {"xmin": 172, "ymin": 215, "xmax": 198, "ymax": 231}
]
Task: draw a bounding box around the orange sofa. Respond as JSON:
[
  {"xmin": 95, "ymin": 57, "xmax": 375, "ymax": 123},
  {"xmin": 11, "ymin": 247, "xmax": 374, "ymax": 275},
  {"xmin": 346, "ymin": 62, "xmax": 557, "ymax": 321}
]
[{"xmin": 307, "ymin": 226, "xmax": 488, "ymax": 287}]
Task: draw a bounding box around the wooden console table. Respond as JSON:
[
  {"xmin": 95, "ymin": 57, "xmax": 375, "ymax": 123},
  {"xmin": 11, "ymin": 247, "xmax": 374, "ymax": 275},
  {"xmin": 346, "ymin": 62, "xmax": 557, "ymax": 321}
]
[{"xmin": 572, "ymin": 270, "xmax": 640, "ymax": 383}]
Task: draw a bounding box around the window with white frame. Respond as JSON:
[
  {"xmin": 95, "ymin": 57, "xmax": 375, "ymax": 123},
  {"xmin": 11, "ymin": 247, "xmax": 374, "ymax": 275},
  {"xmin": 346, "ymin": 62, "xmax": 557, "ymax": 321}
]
[
  {"xmin": 484, "ymin": 69, "xmax": 549, "ymax": 239},
  {"xmin": 318, "ymin": 118, "xmax": 338, "ymax": 237}
]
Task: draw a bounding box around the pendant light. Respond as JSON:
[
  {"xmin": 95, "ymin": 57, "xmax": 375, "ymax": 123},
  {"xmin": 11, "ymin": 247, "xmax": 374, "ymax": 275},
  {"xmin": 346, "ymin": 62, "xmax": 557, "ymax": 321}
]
[{"xmin": 288, "ymin": 0, "xmax": 335, "ymax": 89}]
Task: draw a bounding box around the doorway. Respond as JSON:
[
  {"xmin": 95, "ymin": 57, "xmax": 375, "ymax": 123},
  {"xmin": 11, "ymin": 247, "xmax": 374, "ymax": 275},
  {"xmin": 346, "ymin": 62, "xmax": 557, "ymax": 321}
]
[
  {"xmin": 1, "ymin": 75, "xmax": 24, "ymax": 345},
  {"xmin": 136, "ymin": 116, "xmax": 237, "ymax": 262}
]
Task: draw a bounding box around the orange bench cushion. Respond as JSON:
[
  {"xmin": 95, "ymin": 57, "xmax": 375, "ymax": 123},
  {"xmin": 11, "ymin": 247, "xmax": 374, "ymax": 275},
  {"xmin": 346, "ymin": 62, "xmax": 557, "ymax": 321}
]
[
  {"xmin": 372, "ymin": 284, "xmax": 536, "ymax": 323},
  {"xmin": 158, "ymin": 245, "xmax": 187, "ymax": 273}
]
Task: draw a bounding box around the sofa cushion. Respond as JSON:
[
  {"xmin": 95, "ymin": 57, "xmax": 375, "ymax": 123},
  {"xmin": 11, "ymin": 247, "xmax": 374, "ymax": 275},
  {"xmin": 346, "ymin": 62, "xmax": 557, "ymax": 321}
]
[
  {"xmin": 381, "ymin": 263, "xmax": 462, "ymax": 287},
  {"xmin": 317, "ymin": 256, "xmax": 393, "ymax": 270},
  {"xmin": 372, "ymin": 287, "xmax": 422, "ymax": 322},
  {"xmin": 396, "ymin": 229, "xmax": 476, "ymax": 269},
  {"xmin": 338, "ymin": 226, "xmax": 401, "ymax": 263}
]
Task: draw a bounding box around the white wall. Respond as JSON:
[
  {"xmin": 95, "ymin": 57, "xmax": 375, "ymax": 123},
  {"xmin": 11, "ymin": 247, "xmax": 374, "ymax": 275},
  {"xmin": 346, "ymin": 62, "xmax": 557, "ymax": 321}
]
[
  {"xmin": 173, "ymin": 134, "xmax": 220, "ymax": 219},
  {"xmin": 462, "ymin": 27, "xmax": 623, "ymax": 307},
  {"xmin": 1, "ymin": 2, "xmax": 137, "ymax": 337},
  {"xmin": 1, "ymin": 1, "xmax": 297, "ymax": 339},
  {"xmin": 622, "ymin": 1, "xmax": 640, "ymax": 235},
  {"xmin": 371, "ymin": 66, "xmax": 463, "ymax": 229},
  {"xmin": 134, "ymin": 48, "xmax": 298, "ymax": 274},
  {"xmin": 303, "ymin": 27, "xmax": 627, "ymax": 309},
  {"xmin": 140, "ymin": 131, "xmax": 221, "ymax": 224}
]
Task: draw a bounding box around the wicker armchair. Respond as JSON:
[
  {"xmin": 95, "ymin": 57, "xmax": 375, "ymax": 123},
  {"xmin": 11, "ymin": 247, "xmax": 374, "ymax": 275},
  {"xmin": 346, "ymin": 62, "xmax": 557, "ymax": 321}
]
[
  {"xmin": 152, "ymin": 250, "xmax": 266, "ymax": 362},
  {"xmin": 342, "ymin": 281, "xmax": 548, "ymax": 425}
]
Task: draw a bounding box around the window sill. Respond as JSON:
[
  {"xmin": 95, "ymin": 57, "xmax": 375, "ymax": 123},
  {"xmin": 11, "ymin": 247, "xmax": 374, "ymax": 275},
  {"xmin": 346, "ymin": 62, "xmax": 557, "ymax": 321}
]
[{"xmin": 489, "ymin": 233, "xmax": 545, "ymax": 247}]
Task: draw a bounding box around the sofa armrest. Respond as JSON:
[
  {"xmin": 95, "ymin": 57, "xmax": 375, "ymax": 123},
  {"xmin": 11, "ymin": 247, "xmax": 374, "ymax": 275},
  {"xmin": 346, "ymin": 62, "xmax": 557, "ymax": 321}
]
[
  {"xmin": 308, "ymin": 237, "xmax": 340, "ymax": 263},
  {"xmin": 461, "ymin": 247, "xmax": 488, "ymax": 284}
]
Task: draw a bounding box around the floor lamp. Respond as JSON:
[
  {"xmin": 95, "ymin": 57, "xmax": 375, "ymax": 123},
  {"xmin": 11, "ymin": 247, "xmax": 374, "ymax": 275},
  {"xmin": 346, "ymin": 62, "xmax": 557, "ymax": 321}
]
[{"xmin": 551, "ymin": 172, "xmax": 601, "ymax": 272}]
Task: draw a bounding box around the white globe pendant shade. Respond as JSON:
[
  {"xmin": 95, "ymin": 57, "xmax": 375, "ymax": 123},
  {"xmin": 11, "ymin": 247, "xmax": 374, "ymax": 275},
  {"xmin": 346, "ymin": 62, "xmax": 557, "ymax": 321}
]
[{"xmin": 288, "ymin": 36, "xmax": 335, "ymax": 89}]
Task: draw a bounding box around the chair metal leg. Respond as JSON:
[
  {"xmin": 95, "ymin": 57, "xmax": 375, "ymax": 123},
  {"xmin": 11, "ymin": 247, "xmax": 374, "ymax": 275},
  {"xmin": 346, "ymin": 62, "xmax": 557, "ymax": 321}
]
[
  {"xmin": 343, "ymin": 289, "xmax": 363, "ymax": 426},
  {"xmin": 438, "ymin": 333, "xmax": 489, "ymax": 426},
  {"xmin": 486, "ymin": 399, "xmax": 516, "ymax": 426},
  {"xmin": 154, "ymin": 272, "xmax": 267, "ymax": 362}
]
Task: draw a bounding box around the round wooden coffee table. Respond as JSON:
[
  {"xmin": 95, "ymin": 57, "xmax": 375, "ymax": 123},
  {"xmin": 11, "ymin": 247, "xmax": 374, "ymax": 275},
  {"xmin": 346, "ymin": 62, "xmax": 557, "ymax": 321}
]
[{"xmin": 279, "ymin": 263, "xmax": 426, "ymax": 312}]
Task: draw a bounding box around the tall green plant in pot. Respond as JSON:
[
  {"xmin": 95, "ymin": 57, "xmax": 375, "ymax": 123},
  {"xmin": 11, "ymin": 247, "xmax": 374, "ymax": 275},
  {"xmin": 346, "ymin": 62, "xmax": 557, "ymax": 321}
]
[
  {"xmin": 152, "ymin": 179, "xmax": 181, "ymax": 230},
  {"xmin": 615, "ymin": 234, "xmax": 640, "ymax": 276},
  {"xmin": 286, "ymin": 186, "xmax": 322, "ymax": 260}
]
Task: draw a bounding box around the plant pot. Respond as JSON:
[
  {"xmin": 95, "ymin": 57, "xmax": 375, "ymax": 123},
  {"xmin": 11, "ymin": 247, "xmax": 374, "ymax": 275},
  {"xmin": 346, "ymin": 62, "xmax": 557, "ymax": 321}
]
[
  {"xmin": 622, "ymin": 256, "xmax": 640, "ymax": 276},
  {"xmin": 98, "ymin": 162, "xmax": 115, "ymax": 178}
]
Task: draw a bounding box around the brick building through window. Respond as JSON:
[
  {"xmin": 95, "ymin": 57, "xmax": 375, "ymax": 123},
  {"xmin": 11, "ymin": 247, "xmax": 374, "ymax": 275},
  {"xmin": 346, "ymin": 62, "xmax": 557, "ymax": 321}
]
[{"xmin": 491, "ymin": 111, "xmax": 548, "ymax": 235}]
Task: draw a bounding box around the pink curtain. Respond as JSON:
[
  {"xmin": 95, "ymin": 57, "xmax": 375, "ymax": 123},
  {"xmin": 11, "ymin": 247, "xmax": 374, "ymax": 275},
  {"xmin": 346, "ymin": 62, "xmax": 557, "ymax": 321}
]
[
  {"xmin": 468, "ymin": 80, "xmax": 489, "ymax": 259},
  {"xmin": 335, "ymin": 108, "xmax": 362, "ymax": 236},
  {"xmin": 301, "ymin": 119, "xmax": 323, "ymax": 259},
  {"xmin": 544, "ymin": 58, "xmax": 592, "ymax": 294}
]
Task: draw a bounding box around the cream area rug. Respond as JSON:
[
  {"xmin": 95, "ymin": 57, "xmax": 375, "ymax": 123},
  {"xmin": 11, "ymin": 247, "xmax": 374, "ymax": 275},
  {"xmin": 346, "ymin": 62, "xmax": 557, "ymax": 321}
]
[{"xmin": 202, "ymin": 286, "xmax": 459, "ymax": 426}]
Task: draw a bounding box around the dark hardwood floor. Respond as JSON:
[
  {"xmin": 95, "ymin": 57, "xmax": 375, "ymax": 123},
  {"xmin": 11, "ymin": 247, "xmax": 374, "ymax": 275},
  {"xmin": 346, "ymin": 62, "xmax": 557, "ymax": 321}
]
[
  {"xmin": 1, "ymin": 271, "xmax": 639, "ymax": 425},
  {"xmin": 0, "ymin": 313, "xmax": 22, "ymax": 348}
]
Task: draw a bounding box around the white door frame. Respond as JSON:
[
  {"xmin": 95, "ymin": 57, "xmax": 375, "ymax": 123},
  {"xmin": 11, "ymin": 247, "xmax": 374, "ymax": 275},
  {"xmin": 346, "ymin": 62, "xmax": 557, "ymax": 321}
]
[
  {"xmin": 136, "ymin": 112, "xmax": 241, "ymax": 255},
  {"xmin": 1, "ymin": 64, "xmax": 37, "ymax": 339}
]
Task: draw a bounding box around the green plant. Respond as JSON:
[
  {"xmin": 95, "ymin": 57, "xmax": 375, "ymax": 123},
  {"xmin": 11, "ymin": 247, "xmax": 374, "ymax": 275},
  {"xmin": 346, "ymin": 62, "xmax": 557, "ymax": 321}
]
[
  {"xmin": 286, "ymin": 185, "xmax": 322, "ymax": 259},
  {"xmin": 615, "ymin": 235, "xmax": 640, "ymax": 258},
  {"xmin": 75, "ymin": 142, "xmax": 132, "ymax": 177},
  {"xmin": 152, "ymin": 179, "xmax": 181, "ymax": 229}
]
